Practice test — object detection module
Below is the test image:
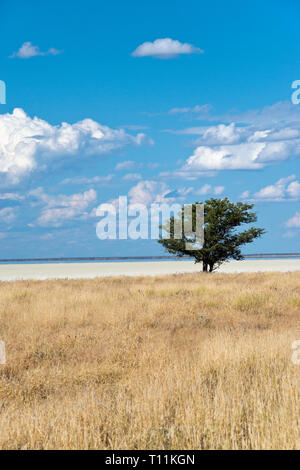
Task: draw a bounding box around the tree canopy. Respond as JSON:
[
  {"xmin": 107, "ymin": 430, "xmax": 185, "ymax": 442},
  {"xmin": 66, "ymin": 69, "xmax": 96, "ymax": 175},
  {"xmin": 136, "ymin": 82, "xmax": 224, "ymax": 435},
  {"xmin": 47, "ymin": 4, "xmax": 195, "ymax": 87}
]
[{"xmin": 158, "ymin": 197, "xmax": 265, "ymax": 272}]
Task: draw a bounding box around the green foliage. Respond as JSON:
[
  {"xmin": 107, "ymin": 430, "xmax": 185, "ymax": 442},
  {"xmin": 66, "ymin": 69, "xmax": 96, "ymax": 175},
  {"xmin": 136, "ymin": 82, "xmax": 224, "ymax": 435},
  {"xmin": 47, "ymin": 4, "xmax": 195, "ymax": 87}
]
[{"xmin": 158, "ymin": 198, "xmax": 265, "ymax": 272}]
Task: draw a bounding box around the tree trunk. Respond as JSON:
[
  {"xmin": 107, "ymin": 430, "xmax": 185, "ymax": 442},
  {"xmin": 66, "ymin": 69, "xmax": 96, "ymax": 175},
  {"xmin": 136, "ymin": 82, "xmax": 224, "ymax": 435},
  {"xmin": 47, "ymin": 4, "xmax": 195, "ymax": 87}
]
[
  {"xmin": 203, "ymin": 262, "xmax": 208, "ymax": 272},
  {"xmin": 209, "ymin": 264, "xmax": 214, "ymax": 272}
]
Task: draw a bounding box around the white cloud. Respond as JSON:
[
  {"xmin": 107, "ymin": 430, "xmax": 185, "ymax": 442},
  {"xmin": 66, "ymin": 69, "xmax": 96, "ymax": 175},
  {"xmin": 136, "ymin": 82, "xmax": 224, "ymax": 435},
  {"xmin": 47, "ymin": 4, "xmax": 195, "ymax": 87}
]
[
  {"xmin": 193, "ymin": 123, "xmax": 246, "ymax": 145},
  {"xmin": 60, "ymin": 175, "xmax": 114, "ymax": 185},
  {"xmin": 167, "ymin": 106, "xmax": 300, "ymax": 141},
  {"xmin": 0, "ymin": 109, "xmax": 148, "ymax": 184},
  {"xmin": 286, "ymin": 180, "xmax": 300, "ymax": 198},
  {"xmin": 286, "ymin": 212, "xmax": 300, "ymax": 228},
  {"xmin": 163, "ymin": 187, "xmax": 194, "ymax": 199},
  {"xmin": 120, "ymin": 125, "xmax": 150, "ymax": 130},
  {"xmin": 175, "ymin": 187, "xmax": 194, "ymax": 197},
  {"xmin": 195, "ymin": 184, "xmax": 225, "ymax": 196},
  {"xmin": 254, "ymin": 185, "xmax": 283, "ymax": 200},
  {"xmin": 214, "ymin": 186, "xmax": 225, "ymax": 195},
  {"xmin": 196, "ymin": 184, "xmax": 212, "ymax": 195},
  {"xmin": 122, "ymin": 173, "xmax": 142, "ymax": 182},
  {"xmin": 159, "ymin": 169, "xmax": 216, "ymax": 180},
  {"xmin": 240, "ymin": 190, "xmax": 251, "ymax": 199},
  {"xmin": 95, "ymin": 180, "xmax": 208, "ymax": 220},
  {"xmin": 241, "ymin": 175, "xmax": 300, "ymax": 202},
  {"xmin": 132, "ymin": 38, "xmax": 203, "ymax": 59},
  {"xmin": 183, "ymin": 143, "xmax": 265, "ymax": 171},
  {"xmin": 10, "ymin": 42, "xmax": 62, "ymax": 59},
  {"xmin": 213, "ymin": 101, "xmax": 300, "ymax": 127},
  {"xmin": 0, "ymin": 207, "xmax": 17, "ymax": 224},
  {"xmin": 165, "ymin": 101, "xmax": 300, "ymax": 176},
  {"xmin": 172, "ymin": 118, "xmax": 300, "ymax": 177},
  {"xmin": 128, "ymin": 180, "xmax": 171, "ymax": 206},
  {"xmin": 126, "ymin": 180, "xmax": 201, "ymax": 206},
  {"xmin": 168, "ymin": 104, "xmax": 211, "ymax": 115},
  {"xmin": 164, "ymin": 127, "xmax": 208, "ymax": 135},
  {"xmin": 181, "ymin": 124, "xmax": 300, "ymax": 172},
  {"xmin": 29, "ymin": 187, "xmax": 97, "ymax": 227},
  {"xmin": 254, "ymin": 176, "xmax": 293, "ymax": 200},
  {"xmin": 115, "ymin": 160, "xmax": 136, "ymax": 171},
  {"xmin": 0, "ymin": 192, "xmax": 24, "ymax": 201}
]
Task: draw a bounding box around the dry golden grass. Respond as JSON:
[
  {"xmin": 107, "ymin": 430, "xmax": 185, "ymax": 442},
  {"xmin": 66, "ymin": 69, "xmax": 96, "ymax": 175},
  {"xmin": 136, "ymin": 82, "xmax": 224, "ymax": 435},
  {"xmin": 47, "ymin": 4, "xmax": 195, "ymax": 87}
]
[{"xmin": 0, "ymin": 271, "xmax": 299, "ymax": 449}]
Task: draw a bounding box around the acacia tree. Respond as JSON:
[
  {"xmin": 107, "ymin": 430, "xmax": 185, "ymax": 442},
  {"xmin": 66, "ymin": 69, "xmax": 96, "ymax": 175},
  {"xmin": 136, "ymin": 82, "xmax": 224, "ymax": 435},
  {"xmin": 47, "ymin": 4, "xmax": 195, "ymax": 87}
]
[{"xmin": 158, "ymin": 197, "xmax": 265, "ymax": 272}]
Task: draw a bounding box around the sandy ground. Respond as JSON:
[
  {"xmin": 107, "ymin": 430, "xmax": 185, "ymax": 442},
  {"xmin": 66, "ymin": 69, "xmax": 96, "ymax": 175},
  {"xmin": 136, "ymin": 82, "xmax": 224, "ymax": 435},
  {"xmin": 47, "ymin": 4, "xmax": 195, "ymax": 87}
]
[{"xmin": 0, "ymin": 259, "xmax": 299, "ymax": 281}]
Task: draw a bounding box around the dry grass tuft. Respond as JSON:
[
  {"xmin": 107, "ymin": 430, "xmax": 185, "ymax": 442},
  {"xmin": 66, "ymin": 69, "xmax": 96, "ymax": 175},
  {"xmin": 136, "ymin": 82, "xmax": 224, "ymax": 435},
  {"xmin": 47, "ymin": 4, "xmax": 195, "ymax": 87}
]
[{"xmin": 0, "ymin": 271, "xmax": 299, "ymax": 449}]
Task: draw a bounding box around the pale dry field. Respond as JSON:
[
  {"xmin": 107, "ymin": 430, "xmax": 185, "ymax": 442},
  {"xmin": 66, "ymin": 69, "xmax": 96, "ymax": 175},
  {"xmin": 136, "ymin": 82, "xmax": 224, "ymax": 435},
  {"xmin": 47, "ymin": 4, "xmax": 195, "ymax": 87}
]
[
  {"xmin": 0, "ymin": 271, "xmax": 299, "ymax": 450},
  {"xmin": 1, "ymin": 259, "xmax": 300, "ymax": 281}
]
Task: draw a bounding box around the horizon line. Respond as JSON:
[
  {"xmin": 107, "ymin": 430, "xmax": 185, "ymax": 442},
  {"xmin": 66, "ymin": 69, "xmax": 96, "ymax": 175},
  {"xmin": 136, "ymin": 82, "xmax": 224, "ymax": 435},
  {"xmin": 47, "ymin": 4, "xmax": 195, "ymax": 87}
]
[{"xmin": 0, "ymin": 253, "xmax": 300, "ymax": 263}]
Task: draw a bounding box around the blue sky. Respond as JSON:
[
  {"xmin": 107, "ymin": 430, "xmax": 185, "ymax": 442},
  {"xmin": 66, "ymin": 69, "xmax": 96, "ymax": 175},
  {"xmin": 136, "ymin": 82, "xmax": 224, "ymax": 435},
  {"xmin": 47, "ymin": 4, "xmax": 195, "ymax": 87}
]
[{"xmin": 0, "ymin": 0, "xmax": 300, "ymax": 258}]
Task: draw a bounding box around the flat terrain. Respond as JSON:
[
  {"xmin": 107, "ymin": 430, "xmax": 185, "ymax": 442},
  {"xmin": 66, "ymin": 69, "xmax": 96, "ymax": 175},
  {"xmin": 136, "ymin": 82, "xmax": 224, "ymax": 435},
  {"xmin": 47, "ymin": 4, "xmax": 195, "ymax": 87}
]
[
  {"xmin": 0, "ymin": 272, "xmax": 299, "ymax": 449},
  {"xmin": 0, "ymin": 259, "xmax": 300, "ymax": 281}
]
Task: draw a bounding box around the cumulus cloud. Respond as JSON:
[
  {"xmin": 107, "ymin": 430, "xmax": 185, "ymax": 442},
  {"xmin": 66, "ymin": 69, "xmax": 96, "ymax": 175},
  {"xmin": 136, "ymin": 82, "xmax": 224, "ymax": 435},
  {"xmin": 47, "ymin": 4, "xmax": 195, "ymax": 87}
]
[
  {"xmin": 95, "ymin": 180, "xmax": 216, "ymax": 225},
  {"xmin": 99, "ymin": 180, "xmax": 193, "ymax": 213},
  {"xmin": 254, "ymin": 176, "xmax": 294, "ymax": 200},
  {"xmin": 240, "ymin": 175, "xmax": 300, "ymax": 202},
  {"xmin": 10, "ymin": 42, "xmax": 62, "ymax": 59},
  {"xmin": 212, "ymin": 186, "xmax": 225, "ymax": 196},
  {"xmin": 128, "ymin": 180, "xmax": 172, "ymax": 206},
  {"xmin": 162, "ymin": 187, "xmax": 194, "ymax": 200},
  {"xmin": 132, "ymin": 38, "xmax": 203, "ymax": 59},
  {"xmin": 29, "ymin": 187, "xmax": 97, "ymax": 227},
  {"xmin": 0, "ymin": 207, "xmax": 17, "ymax": 224},
  {"xmin": 127, "ymin": 181, "xmax": 205, "ymax": 206},
  {"xmin": 192, "ymin": 123, "xmax": 247, "ymax": 145},
  {"xmin": 183, "ymin": 144, "xmax": 264, "ymax": 171},
  {"xmin": 0, "ymin": 109, "xmax": 148, "ymax": 184},
  {"xmin": 180, "ymin": 121, "xmax": 300, "ymax": 172},
  {"xmin": 167, "ymin": 104, "xmax": 300, "ymax": 139},
  {"xmin": 195, "ymin": 184, "xmax": 225, "ymax": 196},
  {"xmin": 240, "ymin": 190, "xmax": 251, "ymax": 199},
  {"xmin": 287, "ymin": 180, "xmax": 300, "ymax": 198},
  {"xmin": 286, "ymin": 212, "xmax": 300, "ymax": 228},
  {"xmin": 164, "ymin": 101, "xmax": 300, "ymax": 177}
]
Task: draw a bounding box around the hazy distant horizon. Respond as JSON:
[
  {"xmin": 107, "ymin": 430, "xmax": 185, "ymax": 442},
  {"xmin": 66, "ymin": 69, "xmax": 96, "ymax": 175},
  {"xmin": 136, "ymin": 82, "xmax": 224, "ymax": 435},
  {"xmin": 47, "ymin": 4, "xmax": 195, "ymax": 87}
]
[{"xmin": 1, "ymin": 253, "xmax": 300, "ymax": 265}]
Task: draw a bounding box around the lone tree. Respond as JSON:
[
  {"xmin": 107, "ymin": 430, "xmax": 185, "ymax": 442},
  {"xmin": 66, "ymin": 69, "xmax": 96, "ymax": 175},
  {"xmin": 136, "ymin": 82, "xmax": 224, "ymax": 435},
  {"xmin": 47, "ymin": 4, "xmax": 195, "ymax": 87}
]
[{"xmin": 158, "ymin": 197, "xmax": 265, "ymax": 272}]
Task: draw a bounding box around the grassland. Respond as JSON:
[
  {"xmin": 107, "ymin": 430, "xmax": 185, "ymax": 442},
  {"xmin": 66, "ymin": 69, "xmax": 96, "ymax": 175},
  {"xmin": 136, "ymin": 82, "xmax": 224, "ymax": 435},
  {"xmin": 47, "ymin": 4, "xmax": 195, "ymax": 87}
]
[{"xmin": 0, "ymin": 271, "xmax": 299, "ymax": 449}]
